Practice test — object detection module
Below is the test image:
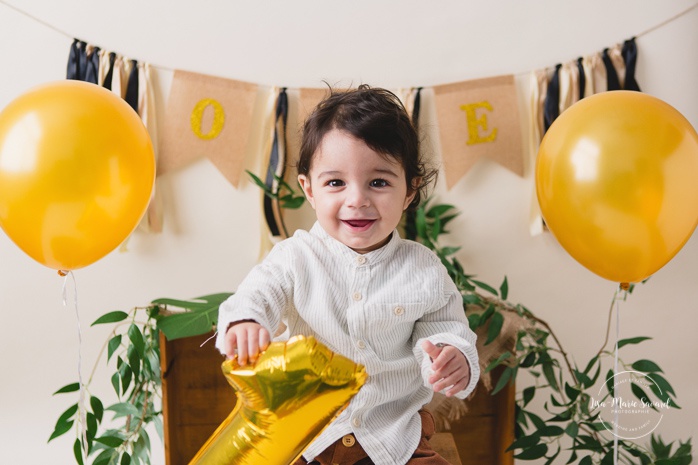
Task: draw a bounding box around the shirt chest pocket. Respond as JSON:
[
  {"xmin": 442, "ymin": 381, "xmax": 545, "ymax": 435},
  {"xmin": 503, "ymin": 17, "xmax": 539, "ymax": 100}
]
[{"xmin": 365, "ymin": 302, "xmax": 428, "ymax": 348}]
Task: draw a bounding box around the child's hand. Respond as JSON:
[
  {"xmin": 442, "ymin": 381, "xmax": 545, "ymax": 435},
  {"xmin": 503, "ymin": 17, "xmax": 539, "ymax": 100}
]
[
  {"xmin": 223, "ymin": 320, "xmax": 270, "ymax": 366},
  {"xmin": 422, "ymin": 340, "xmax": 471, "ymax": 397}
]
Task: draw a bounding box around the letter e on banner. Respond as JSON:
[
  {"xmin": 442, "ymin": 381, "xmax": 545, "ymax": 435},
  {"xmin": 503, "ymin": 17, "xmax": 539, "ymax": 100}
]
[
  {"xmin": 460, "ymin": 101, "xmax": 498, "ymax": 145},
  {"xmin": 434, "ymin": 75, "xmax": 523, "ymax": 189}
]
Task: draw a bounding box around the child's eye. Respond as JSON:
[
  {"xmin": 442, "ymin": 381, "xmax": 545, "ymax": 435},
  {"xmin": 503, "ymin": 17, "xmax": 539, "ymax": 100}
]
[
  {"xmin": 327, "ymin": 179, "xmax": 345, "ymax": 187},
  {"xmin": 370, "ymin": 179, "xmax": 389, "ymax": 188}
]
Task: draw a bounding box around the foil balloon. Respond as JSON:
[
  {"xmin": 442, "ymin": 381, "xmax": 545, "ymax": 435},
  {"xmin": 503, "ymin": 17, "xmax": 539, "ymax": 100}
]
[
  {"xmin": 189, "ymin": 335, "xmax": 367, "ymax": 465},
  {"xmin": 0, "ymin": 80, "xmax": 155, "ymax": 271},
  {"xmin": 536, "ymin": 91, "xmax": 698, "ymax": 284}
]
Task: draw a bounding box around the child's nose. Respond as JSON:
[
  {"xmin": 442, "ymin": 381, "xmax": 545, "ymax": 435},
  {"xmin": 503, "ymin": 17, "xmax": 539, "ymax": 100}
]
[{"xmin": 346, "ymin": 186, "xmax": 370, "ymax": 208}]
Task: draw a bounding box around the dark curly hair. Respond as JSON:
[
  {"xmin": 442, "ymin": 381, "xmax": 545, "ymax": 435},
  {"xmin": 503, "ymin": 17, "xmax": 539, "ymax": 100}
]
[{"xmin": 297, "ymin": 85, "xmax": 436, "ymax": 210}]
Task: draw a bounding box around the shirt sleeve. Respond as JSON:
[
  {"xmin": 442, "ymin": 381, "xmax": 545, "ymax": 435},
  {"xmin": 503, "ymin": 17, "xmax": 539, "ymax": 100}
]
[
  {"xmin": 215, "ymin": 242, "xmax": 295, "ymax": 354},
  {"xmin": 411, "ymin": 268, "xmax": 480, "ymax": 399}
]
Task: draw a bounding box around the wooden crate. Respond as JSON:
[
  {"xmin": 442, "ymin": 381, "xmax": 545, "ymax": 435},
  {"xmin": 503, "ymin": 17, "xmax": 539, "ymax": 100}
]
[{"xmin": 161, "ymin": 333, "xmax": 514, "ymax": 465}]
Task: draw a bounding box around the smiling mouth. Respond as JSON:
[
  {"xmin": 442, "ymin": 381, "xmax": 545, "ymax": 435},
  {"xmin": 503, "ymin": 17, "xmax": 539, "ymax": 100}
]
[{"xmin": 343, "ymin": 219, "xmax": 375, "ymax": 229}]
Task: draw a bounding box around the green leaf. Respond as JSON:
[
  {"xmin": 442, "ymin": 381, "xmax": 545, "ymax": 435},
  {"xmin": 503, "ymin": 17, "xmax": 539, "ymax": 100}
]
[
  {"xmin": 565, "ymin": 382, "xmax": 580, "ymax": 402},
  {"xmin": 56, "ymin": 403, "xmax": 79, "ymax": 425},
  {"xmin": 617, "ymin": 336, "xmax": 651, "ymax": 349},
  {"xmin": 426, "ymin": 203, "xmax": 456, "ymax": 218},
  {"xmin": 565, "ymin": 422, "xmax": 579, "ymax": 438},
  {"xmin": 128, "ymin": 324, "xmax": 145, "ymax": 358},
  {"xmin": 485, "ymin": 311, "xmax": 504, "ymax": 345},
  {"xmin": 120, "ymin": 364, "xmax": 133, "ymax": 395},
  {"xmin": 92, "ymin": 448, "xmax": 116, "ymax": 465},
  {"xmin": 53, "ymin": 382, "xmax": 80, "ymax": 395},
  {"xmin": 91, "ymin": 311, "xmax": 129, "ymax": 326},
  {"xmin": 73, "ymin": 438, "xmax": 85, "ymax": 465},
  {"xmin": 542, "ymin": 361, "xmax": 559, "ymax": 392},
  {"xmin": 631, "ymin": 382, "xmax": 653, "ymax": 408},
  {"xmin": 107, "ymin": 335, "xmax": 122, "ymax": 361},
  {"xmin": 281, "ymin": 196, "xmax": 305, "ymax": 209},
  {"xmin": 579, "ymin": 457, "xmax": 592, "ymax": 465},
  {"xmin": 632, "ymin": 359, "xmax": 663, "ymax": 373},
  {"xmin": 48, "ymin": 418, "xmax": 74, "ymax": 442},
  {"xmin": 525, "ymin": 410, "xmax": 546, "ymax": 429},
  {"xmin": 128, "ymin": 345, "xmax": 141, "ymax": 381},
  {"xmin": 90, "ymin": 396, "xmax": 104, "ymax": 423},
  {"xmin": 154, "ymin": 293, "xmax": 233, "ymax": 340},
  {"xmin": 539, "ymin": 425, "xmax": 565, "ymax": 437},
  {"xmin": 645, "ymin": 373, "xmax": 676, "ymax": 397},
  {"xmin": 440, "ymin": 246, "xmax": 461, "ymax": 256},
  {"xmin": 111, "ymin": 372, "xmax": 121, "ymax": 397},
  {"xmin": 485, "ymin": 351, "xmax": 511, "ymax": 373},
  {"xmin": 605, "ymin": 369, "xmax": 615, "ymax": 398},
  {"xmin": 491, "ymin": 366, "xmax": 512, "ymax": 395},
  {"xmin": 499, "ymin": 276, "xmax": 509, "ymax": 300},
  {"xmin": 515, "ymin": 443, "xmax": 548, "ymax": 460},
  {"xmin": 506, "ymin": 432, "xmax": 540, "ymax": 451},
  {"xmin": 121, "ymin": 452, "xmax": 132, "ymax": 465},
  {"xmin": 471, "ymin": 279, "xmax": 498, "ymax": 296},
  {"xmin": 522, "ymin": 386, "xmax": 535, "ymax": 406},
  {"xmin": 246, "ymin": 170, "xmax": 269, "ymax": 191},
  {"xmin": 95, "ymin": 435, "xmax": 125, "ymax": 447},
  {"xmin": 106, "ymin": 402, "xmax": 141, "ymax": 418},
  {"xmin": 415, "ymin": 207, "xmax": 427, "ymax": 240},
  {"xmin": 466, "ymin": 312, "xmax": 481, "ymax": 330}
]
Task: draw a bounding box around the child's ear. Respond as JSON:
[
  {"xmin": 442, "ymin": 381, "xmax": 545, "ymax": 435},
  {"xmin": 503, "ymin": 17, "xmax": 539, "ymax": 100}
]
[
  {"xmin": 298, "ymin": 174, "xmax": 316, "ymax": 209},
  {"xmin": 403, "ymin": 177, "xmax": 420, "ymax": 210}
]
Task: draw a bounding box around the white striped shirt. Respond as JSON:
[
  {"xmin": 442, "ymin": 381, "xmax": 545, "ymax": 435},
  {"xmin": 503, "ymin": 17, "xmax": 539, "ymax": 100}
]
[{"xmin": 216, "ymin": 222, "xmax": 479, "ymax": 465}]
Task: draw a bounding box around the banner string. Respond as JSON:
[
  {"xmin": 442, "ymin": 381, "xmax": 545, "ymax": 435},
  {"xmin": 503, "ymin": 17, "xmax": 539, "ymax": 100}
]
[
  {"xmin": 0, "ymin": 0, "xmax": 696, "ymax": 82},
  {"xmin": 60, "ymin": 270, "xmax": 89, "ymax": 455}
]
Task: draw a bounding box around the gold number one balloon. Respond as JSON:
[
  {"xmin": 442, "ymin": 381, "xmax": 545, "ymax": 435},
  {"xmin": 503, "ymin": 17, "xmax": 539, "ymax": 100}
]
[{"xmin": 189, "ymin": 335, "xmax": 367, "ymax": 465}]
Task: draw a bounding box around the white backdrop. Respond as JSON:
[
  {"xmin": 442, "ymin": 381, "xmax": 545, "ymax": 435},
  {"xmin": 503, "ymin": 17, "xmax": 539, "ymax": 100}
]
[{"xmin": 0, "ymin": 1, "xmax": 697, "ymax": 463}]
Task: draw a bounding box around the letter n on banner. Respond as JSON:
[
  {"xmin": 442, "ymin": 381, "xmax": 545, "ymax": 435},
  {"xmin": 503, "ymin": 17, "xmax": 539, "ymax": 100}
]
[
  {"xmin": 434, "ymin": 75, "xmax": 523, "ymax": 189},
  {"xmin": 159, "ymin": 70, "xmax": 258, "ymax": 187}
]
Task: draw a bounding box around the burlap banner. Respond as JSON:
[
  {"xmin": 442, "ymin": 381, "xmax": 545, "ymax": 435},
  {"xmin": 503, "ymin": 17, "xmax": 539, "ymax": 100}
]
[
  {"xmin": 159, "ymin": 70, "xmax": 258, "ymax": 187},
  {"xmin": 434, "ymin": 75, "xmax": 523, "ymax": 189}
]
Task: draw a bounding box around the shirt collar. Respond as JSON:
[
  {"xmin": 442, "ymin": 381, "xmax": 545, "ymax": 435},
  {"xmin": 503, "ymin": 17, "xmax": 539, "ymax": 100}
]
[{"xmin": 309, "ymin": 222, "xmax": 401, "ymax": 265}]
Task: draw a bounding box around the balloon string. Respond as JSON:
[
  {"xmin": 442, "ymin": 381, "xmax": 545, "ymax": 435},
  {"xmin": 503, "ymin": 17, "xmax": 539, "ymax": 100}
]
[
  {"xmin": 612, "ymin": 285, "xmax": 628, "ymax": 465},
  {"xmin": 61, "ymin": 271, "xmax": 89, "ymax": 456}
]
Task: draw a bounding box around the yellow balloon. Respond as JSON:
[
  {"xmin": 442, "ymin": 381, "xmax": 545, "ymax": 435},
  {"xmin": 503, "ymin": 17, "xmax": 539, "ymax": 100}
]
[
  {"xmin": 189, "ymin": 335, "xmax": 367, "ymax": 465},
  {"xmin": 0, "ymin": 80, "xmax": 154, "ymax": 271},
  {"xmin": 536, "ymin": 91, "xmax": 698, "ymax": 284}
]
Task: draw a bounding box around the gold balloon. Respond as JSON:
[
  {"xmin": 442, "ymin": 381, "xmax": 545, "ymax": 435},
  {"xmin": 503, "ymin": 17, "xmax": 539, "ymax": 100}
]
[
  {"xmin": 189, "ymin": 335, "xmax": 367, "ymax": 465},
  {"xmin": 536, "ymin": 91, "xmax": 698, "ymax": 284},
  {"xmin": 0, "ymin": 80, "xmax": 155, "ymax": 271}
]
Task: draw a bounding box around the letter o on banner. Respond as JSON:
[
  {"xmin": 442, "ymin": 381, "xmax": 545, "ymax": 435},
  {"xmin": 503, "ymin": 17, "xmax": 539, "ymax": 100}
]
[{"xmin": 190, "ymin": 98, "xmax": 225, "ymax": 140}]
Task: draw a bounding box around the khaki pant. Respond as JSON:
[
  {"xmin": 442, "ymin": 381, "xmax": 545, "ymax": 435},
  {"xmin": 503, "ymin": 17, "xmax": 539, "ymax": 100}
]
[{"xmin": 294, "ymin": 409, "xmax": 451, "ymax": 465}]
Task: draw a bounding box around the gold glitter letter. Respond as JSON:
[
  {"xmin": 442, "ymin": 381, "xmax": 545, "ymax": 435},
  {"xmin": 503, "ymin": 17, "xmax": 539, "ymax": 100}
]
[
  {"xmin": 190, "ymin": 98, "xmax": 225, "ymax": 140},
  {"xmin": 460, "ymin": 101, "xmax": 498, "ymax": 145}
]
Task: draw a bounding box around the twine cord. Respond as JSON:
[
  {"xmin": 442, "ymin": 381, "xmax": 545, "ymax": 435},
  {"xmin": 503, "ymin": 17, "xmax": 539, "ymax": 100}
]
[{"xmin": 61, "ymin": 270, "xmax": 88, "ymax": 456}]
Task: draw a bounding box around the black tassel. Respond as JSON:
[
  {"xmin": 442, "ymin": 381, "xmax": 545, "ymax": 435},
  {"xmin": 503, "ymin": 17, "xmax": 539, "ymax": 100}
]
[
  {"xmin": 543, "ymin": 64, "xmax": 562, "ymax": 132},
  {"xmin": 602, "ymin": 48, "xmax": 621, "ymax": 91},
  {"xmin": 622, "ymin": 37, "xmax": 641, "ymax": 91}
]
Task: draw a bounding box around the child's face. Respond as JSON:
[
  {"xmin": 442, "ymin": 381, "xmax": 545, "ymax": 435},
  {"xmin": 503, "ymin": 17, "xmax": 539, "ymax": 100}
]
[{"xmin": 298, "ymin": 129, "xmax": 415, "ymax": 254}]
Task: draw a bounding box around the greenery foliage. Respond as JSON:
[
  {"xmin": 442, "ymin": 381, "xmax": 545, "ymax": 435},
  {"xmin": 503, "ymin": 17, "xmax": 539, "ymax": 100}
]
[{"xmin": 50, "ymin": 181, "xmax": 693, "ymax": 464}]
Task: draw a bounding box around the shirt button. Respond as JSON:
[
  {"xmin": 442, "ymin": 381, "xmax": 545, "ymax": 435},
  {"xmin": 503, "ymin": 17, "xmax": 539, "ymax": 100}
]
[
  {"xmin": 352, "ymin": 417, "xmax": 361, "ymax": 427},
  {"xmin": 352, "ymin": 292, "xmax": 362, "ymax": 301},
  {"xmin": 356, "ymin": 340, "xmax": 366, "ymax": 349},
  {"xmin": 394, "ymin": 306, "xmax": 405, "ymax": 316},
  {"xmin": 356, "ymin": 256, "xmax": 366, "ymax": 265},
  {"xmin": 342, "ymin": 434, "xmax": 356, "ymax": 447}
]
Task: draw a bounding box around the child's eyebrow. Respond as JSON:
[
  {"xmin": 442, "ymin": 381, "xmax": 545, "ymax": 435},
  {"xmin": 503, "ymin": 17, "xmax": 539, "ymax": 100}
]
[
  {"xmin": 317, "ymin": 170, "xmax": 343, "ymax": 178},
  {"xmin": 373, "ymin": 168, "xmax": 399, "ymax": 178}
]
